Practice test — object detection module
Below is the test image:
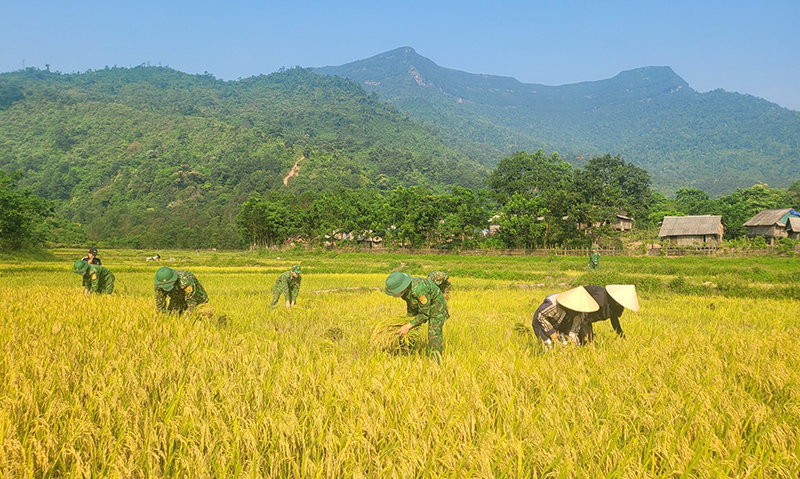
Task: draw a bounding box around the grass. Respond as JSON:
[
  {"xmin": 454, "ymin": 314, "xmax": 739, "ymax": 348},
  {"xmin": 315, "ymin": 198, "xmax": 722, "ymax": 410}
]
[{"xmin": 0, "ymin": 250, "xmax": 798, "ymax": 477}]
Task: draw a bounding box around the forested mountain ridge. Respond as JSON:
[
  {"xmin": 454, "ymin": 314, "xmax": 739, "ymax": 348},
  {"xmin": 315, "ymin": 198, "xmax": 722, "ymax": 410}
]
[
  {"xmin": 0, "ymin": 66, "xmax": 487, "ymax": 247},
  {"xmin": 314, "ymin": 47, "xmax": 800, "ymax": 196}
]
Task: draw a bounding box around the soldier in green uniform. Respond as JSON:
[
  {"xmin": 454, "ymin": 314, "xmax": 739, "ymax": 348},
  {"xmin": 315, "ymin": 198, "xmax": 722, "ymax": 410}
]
[
  {"xmin": 385, "ymin": 272, "xmax": 450, "ymax": 360},
  {"xmin": 588, "ymin": 246, "xmax": 600, "ymax": 270},
  {"xmin": 427, "ymin": 270, "xmax": 451, "ymax": 300},
  {"xmin": 73, "ymin": 260, "xmax": 115, "ymax": 296},
  {"xmin": 154, "ymin": 266, "xmax": 210, "ymax": 316},
  {"xmin": 270, "ymin": 265, "xmax": 302, "ymax": 309}
]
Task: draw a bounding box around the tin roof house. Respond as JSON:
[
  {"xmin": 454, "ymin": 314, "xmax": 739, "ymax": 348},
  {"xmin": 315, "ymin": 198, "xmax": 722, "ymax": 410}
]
[
  {"xmin": 659, "ymin": 215, "xmax": 724, "ymax": 248},
  {"xmin": 742, "ymin": 208, "xmax": 799, "ymax": 244}
]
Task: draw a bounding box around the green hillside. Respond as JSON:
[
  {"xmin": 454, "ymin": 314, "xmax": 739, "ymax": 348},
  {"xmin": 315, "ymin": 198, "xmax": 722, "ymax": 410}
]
[
  {"xmin": 314, "ymin": 47, "xmax": 800, "ymax": 196},
  {"xmin": 0, "ymin": 66, "xmax": 487, "ymax": 247}
]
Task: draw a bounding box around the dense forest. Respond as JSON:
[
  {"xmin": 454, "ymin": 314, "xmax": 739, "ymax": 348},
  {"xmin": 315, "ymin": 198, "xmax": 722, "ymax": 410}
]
[
  {"xmin": 0, "ymin": 66, "xmax": 485, "ymax": 248},
  {"xmin": 315, "ymin": 47, "xmax": 800, "ymax": 196},
  {"xmin": 1, "ymin": 64, "xmax": 798, "ymax": 251}
]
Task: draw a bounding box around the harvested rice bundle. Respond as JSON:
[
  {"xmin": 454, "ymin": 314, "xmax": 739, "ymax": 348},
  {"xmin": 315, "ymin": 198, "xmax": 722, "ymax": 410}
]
[
  {"xmin": 323, "ymin": 326, "xmax": 344, "ymax": 341},
  {"xmin": 370, "ymin": 318, "xmax": 423, "ymax": 353},
  {"xmin": 513, "ymin": 322, "xmax": 532, "ymax": 335}
]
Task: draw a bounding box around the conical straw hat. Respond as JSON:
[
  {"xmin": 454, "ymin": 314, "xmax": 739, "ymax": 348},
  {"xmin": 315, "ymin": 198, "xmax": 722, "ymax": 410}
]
[
  {"xmin": 606, "ymin": 284, "xmax": 640, "ymax": 312},
  {"xmin": 556, "ymin": 286, "xmax": 599, "ymax": 313}
]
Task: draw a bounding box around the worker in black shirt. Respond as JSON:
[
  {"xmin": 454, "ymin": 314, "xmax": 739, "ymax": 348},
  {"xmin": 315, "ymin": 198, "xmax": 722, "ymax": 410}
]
[{"xmin": 81, "ymin": 247, "xmax": 102, "ymax": 265}]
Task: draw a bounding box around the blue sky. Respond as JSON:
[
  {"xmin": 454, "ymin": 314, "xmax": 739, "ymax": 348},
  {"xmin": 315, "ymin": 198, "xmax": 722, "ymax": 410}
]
[{"xmin": 2, "ymin": 0, "xmax": 798, "ymax": 110}]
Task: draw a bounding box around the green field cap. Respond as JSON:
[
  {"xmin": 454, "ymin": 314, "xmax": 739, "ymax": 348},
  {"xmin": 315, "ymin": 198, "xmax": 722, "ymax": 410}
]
[
  {"xmin": 73, "ymin": 260, "xmax": 89, "ymax": 274},
  {"xmin": 292, "ymin": 264, "xmax": 301, "ymax": 274},
  {"xmin": 154, "ymin": 267, "xmax": 178, "ymax": 291},
  {"xmin": 385, "ymin": 272, "xmax": 411, "ymax": 296}
]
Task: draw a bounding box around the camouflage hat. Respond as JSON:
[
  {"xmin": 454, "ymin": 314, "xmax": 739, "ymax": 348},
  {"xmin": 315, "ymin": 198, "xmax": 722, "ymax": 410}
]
[
  {"xmin": 385, "ymin": 272, "xmax": 411, "ymax": 296},
  {"xmin": 73, "ymin": 260, "xmax": 89, "ymax": 274},
  {"xmin": 88, "ymin": 247, "xmax": 98, "ymax": 255},
  {"xmin": 291, "ymin": 264, "xmax": 301, "ymax": 274},
  {"xmin": 154, "ymin": 267, "xmax": 178, "ymax": 291}
]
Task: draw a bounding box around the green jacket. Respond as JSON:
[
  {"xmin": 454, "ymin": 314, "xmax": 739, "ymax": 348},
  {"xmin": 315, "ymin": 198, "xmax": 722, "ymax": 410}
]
[
  {"xmin": 427, "ymin": 270, "xmax": 451, "ymax": 294},
  {"xmin": 273, "ymin": 270, "xmax": 301, "ymax": 302},
  {"xmin": 155, "ymin": 270, "xmax": 208, "ymax": 313},
  {"xmin": 402, "ymin": 277, "xmax": 449, "ymax": 328},
  {"xmin": 82, "ymin": 264, "xmax": 114, "ymax": 294}
]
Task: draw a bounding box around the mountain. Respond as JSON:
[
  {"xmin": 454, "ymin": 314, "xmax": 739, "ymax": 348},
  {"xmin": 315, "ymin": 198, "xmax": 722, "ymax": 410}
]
[
  {"xmin": 313, "ymin": 47, "xmax": 800, "ymax": 196},
  {"xmin": 0, "ymin": 66, "xmax": 487, "ymax": 248}
]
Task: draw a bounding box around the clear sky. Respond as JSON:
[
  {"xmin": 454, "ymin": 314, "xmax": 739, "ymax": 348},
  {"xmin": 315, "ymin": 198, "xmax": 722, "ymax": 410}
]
[{"xmin": 2, "ymin": 0, "xmax": 798, "ymax": 110}]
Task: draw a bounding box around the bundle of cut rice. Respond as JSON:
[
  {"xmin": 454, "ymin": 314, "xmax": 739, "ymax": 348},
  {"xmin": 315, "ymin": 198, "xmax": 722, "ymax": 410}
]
[
  {"xmin": 370, "ymin": 318, "xmax": 423, "ymax": 353},
  {"xmin": 323, "ymin": 326, "xmax": 344, "ymax": 341},
  {"xmin": 513, "ymin": 322, "xmax": 532, "ymax": 335}
]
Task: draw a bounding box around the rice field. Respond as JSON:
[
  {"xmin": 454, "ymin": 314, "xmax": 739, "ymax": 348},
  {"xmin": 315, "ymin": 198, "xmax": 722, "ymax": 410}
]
[{"xmin": 1, "ymin": 249, "xmax": 799, "ymax": 477}]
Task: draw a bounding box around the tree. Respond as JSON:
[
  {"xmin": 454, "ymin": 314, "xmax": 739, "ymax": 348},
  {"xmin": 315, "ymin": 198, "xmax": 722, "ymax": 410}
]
[
  {"xmin": 496, "ymin": 194, "xmax": 550, "ymax": 248},
  {"xmin": 674, "ymin": 188, "xmax": 714, "ymax": 215},
  {"xmin": 0, "ymin": 171, "xmax": 53, "ymax": 250},
  {"xmin": 235, "ymin": 193, "xmax": 296, "ymax": 247},
  {"xmin": 385, "ymin": 186, "xmax": 441, "ymax": 248},
  {"xmin": 787, "ymin": 180, "xmax": 800, "ymax": 209},
  {"xmin": 716, "ymin": 184, "xmax": 791, "ymax": 238},
  {"xmin": 486, "ymin": 150, "xmax": 573, "ymax": 200},
  {"xmin": 437, "ymin": 187, "xmax": 490, "ymax": 247},
  {"xmin": 572, "ymin": 154, "xmax": 655, "ymax": 237}
]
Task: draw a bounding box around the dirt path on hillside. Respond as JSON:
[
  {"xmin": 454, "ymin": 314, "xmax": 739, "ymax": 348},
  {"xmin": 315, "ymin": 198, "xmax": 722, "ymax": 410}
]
[{"xmin": 283, "ymin": 156, "xmax": 305, "ymax": 186}]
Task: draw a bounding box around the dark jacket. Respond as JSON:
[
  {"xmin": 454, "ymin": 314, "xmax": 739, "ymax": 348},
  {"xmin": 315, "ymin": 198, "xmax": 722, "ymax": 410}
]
[{"xmin": 583, "ymin": 285, "xmax": 625, "ymax": 336}]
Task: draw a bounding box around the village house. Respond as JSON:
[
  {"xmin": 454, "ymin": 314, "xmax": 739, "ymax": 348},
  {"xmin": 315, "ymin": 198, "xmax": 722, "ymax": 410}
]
[
  {"xmin": 742, "ymin": 208, "xmax": 798, "ymax": 244},
  {"xmin": 785, "ymin": 216, "xmax": 800, "ymax": 240},
  {"xmin": 658, "ymin": 215, "xmax": 724, "ymax": 248},
  {"xmin": 612, "ymin": 214, "xmax": 633, "ymax": 232}
]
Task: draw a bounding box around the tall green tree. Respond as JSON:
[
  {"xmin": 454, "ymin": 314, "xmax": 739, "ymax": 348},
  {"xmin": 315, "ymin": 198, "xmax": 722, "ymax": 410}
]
[
  {"xmin": 486, "ymin": 150, "xmax": 573, "ymax": 201},
  {"xmin": 716, "ymin": 184, "xmax": 790, "ymax": 238},
  {"xmin": 0, "ymin": 171, "xmax": 52, "ymax": 249},
  {"xmin": 572, "ymin": 154, "xmax": 655, "ymax": 238},
  {"xmin": 235, "ymin": 193, "xmax": 297, "ymax": 247}
]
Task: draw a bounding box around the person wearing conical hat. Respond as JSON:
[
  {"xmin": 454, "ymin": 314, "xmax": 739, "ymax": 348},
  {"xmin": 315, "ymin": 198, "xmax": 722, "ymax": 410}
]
[
  {"xmin": 578, "ymin": 285, "xmax": 640, "ymax": 343},
  {"xmin": 385, "ymin": 272, "xmax": 449, "ymax": 361},
  {"xmin": 531, "ymin": 286, "xmax": 599, "ymax": 347},
  {"xmin": 73, "ymin": 260, "xmax": 115, "ymax": 296},
  {"xmin": 270, "ymin": 265, "xmax": 302, "ymax": 310}
]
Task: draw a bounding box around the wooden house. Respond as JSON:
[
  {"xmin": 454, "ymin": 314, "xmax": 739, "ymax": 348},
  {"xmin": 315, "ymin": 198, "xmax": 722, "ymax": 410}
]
[
  {"xmin": 786, "ymin": 217, "xmax": 800, "ymax": 240},
  {"xmin": 612, "ymin": 214, "xmax": 633, "ymax": 232},
  {"xmin": 659, "ymin": 215, "xmax": 724, "ymax": 248},
  {"xmin": 742, "ymin": 208, "xmax": 794, "ymax": 244}
]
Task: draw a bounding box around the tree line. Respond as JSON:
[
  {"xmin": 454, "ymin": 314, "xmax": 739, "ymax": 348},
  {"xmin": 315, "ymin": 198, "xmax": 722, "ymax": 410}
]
[
  {"xmin": 235, "ymin": 151, "xmax": 800, "ymax": 251},
  {"xmin": 4, "ymin": 149, "xmax": 798, "ymax": 251}
]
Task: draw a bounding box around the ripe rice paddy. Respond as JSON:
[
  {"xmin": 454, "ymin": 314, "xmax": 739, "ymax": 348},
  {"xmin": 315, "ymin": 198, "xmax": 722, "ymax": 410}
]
[{"xmin": 0, "ymin": 249, "xmax": 798, "ymax": 477}]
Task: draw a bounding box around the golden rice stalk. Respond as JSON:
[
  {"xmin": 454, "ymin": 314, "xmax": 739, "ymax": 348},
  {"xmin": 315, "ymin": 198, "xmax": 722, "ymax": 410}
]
[{"xmin": 370, "ymin": 317, "xmax": 423, "ymax": 353}]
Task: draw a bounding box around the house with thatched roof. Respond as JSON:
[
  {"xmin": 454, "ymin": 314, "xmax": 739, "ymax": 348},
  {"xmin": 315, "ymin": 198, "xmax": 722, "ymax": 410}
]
[
  {"xmin": 786, "ymin": 217, "xmax": 800, "ymax": 240},
  {"xmin": 659, "ymin": 215, "xmax": 724, "ymax": 248},
  {"xmin": 742, "ymin": 208, "xmax": 797, "ymax": 244}
]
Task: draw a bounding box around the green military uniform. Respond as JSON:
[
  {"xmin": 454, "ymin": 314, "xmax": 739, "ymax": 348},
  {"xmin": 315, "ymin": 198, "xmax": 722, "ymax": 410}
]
[
  {"xmin": 270, "ymin": 265, "xmax": 302, "ymax": 308},
  {"xmin": 80, "ymin": 264, "xmax": 115, "ymax": 294},
  {"xmin": 588, "ymin": 248, "xmax": 600, "ymax": 270},
  {"xmin": 401, "ymin": 276, "xmax": 450, "ymax": 358},
  {"xmin": 427, "ymin": 270, "xmax": 451, "ymax": 297},
  {"xmin": 154, "ymin": 270, "xmax": 208, "ymax": 314}
]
